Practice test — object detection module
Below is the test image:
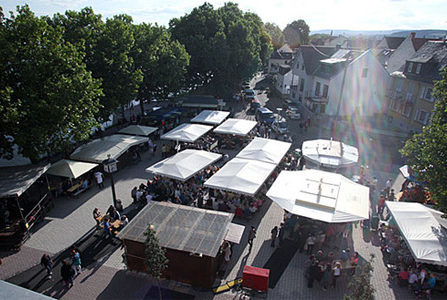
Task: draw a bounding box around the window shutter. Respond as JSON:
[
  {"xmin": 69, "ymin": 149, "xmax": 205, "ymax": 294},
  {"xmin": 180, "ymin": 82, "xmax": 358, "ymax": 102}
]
[{"xmin": 414, "ymin": 109, "xmax": 419, "ymax": 121}]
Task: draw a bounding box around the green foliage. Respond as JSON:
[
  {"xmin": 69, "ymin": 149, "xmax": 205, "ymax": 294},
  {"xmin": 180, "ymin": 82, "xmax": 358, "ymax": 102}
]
[
  {"xmin": 283, "ymin": 19, "xmax": 310, "ymax": 47},
  {"xmin": 144, "ymin": 225, "xmax": 168, "ymax": 279},
  {"xmin": 344, "ymin": 254, "xmax": 375, "ymax": 300},
  {"xmin": 132, "ymin": 23, "xmax": 190, "ymax": 103},
  {"xmin": 265, "ymin": 22, "xmax": 285, "ymax": 49},
  {"xmin": 0, "ymin": 5, "xmax": 102, "ymax": 162},
  {"xmin": 169, "ymin": 2, "xmax": 272, "ymax": 97},
  {"xmin": 400, "ymin": 68, "xmax": 447, "ymax": 212},
  {"xmin": 310, "ymin": 33, "xmax": 331, "ymax": 45}
]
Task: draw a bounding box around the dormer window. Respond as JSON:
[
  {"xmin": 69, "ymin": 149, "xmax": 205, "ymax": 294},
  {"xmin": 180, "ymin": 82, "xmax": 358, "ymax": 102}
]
[
  {"xmin": 415, "ymin": 63, "xmax": 422, "ymax": 74},
  {"xmin": 407, "ymin": 62, "xmax": 414, "ymax": 73}
]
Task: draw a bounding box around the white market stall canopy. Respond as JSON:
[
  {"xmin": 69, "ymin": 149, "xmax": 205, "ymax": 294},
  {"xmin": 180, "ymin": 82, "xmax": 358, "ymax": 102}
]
[
  {"xmin": 386, "ymin": 201, "xmax": 447, "ymax": 266},
  {"xmin": 191, "ymin": 110, "xmax": 230, "ymax": 125},
  {"xmin": 146, "ymin": 149, "xmax": 222, "ymax": 181},
  {"xmin": 302, "ymin": 139, "xmax": 358, "ymax": 168},
  {"xmin": 236, "ymin": 137, "xmax": 291, "ymax": 165},
  {"xmin": 161, "ymin": 123, "xmax": 213, "ymax": 143},
  {"xmin": 266, "ymin": 169, "xmax": 370, "ymax": 223},
  {"xmin": 70, "ymin": 134, "xmax": 148, "ymax": 163},
  {"xmin": 46, "ymin": 159, "xmax": 98, "ymax": 179},
  {"xmin": 213, "ymin": 118, "xmax": 257, "ymax": 136},
  {"xmin": 204, "ymin": 158, "xmax": 276, "ymax": 196},
  {"xmin": 118, "ymin": 125, "xmax": 158, "ymax": 136}
]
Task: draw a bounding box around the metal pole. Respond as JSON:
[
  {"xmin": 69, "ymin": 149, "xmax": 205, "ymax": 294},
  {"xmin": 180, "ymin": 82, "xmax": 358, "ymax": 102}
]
[{"xmin": 110, "ymin": 172, "xmax": 117, "ymax": 208}]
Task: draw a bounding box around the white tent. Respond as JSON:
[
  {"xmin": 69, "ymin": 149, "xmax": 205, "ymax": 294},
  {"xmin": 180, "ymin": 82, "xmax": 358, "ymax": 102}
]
[
  {"xmin": 161, "ymin": 123, "xmax": 213, "ymax": 143},
  {"xmin": 70, "ymin": 134, "xmax": 148, "ymax": 163},
  {"xmin": 191, "ymin": 110, "xmax": 230, "ymax": 125},
  {"xmin": 386, "ymin": 201, "xmax": 447, "ymax": 266},
  {"xmin": 118, "ymin": 125, "xmax": 158, "ymax": 136},
  {"xmin": 266, "ymin": 169, "xmax": 370, "ymax": 223},
  {"xmin": 236, "ymin": 137, "xmax": 291, "ymax": 165},
  {"xmin": 302, "ymin": 139, "xmax": 358, "ymax": 168},
  {"xmin": 213, "ymin": 118, "xmax": 257, "ymax": 136},
  {"xmin": 204, "ymin": 158, "xmax": 276, "ymax": 196},
  {"xmin": 146, "ymin": 149, "xmax": 222, "ymax": 181},
  {"xmin": 46, "ymin": 159, "xmax": 98, "ymax": 179}
]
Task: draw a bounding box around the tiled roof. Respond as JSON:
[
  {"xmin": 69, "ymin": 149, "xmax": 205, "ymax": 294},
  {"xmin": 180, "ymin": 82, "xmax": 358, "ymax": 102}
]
[
  {"xmin": 384, "ymin": 36, "xmax": 405, "ymax": 49},
  {"xmin": 298, "ymin": 45, "xmax": 338, "ymax": 75},
  {"xmin": 405, "ymin": 41, "xmax": 447, "ymax": 82}
]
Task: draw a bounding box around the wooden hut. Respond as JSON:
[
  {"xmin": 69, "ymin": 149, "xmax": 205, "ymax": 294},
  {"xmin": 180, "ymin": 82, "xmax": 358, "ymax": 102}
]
[{"xmin": 117, "ymin": 201, "xmax": 244, "ymax": 288}]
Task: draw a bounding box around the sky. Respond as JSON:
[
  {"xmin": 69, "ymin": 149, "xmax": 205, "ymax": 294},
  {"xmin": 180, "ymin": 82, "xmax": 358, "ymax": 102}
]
[{"xmin": 1, "ymin": 0, "xmax": 447, "ymax": 31}]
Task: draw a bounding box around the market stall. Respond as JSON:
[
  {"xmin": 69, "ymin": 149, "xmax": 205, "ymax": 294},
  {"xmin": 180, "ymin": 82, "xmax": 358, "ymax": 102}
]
[
  {"xmin": 213, "ymin": 118, "xmax": 257, "ymax": 136},
  {"xmin": 161, "ymin": 123, "xmax": 213, "ymax": 143},
  {"xmin": 118, "ymin": 125, "xmax": 158, "ymax": 137},
  {"xmin": 191, "ymin": 110, "xmax": 230, "ymax": 125},
  {"xmin": 301, "ymin": 139, "xmax": 358, "ymax": 168},
  {"xmin": 236, "ymin": 137, "xmax": 291, "ymax": 165}
]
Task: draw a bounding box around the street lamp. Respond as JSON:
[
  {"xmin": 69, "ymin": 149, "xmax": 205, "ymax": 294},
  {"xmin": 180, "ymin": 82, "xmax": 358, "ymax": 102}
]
[{"xmin": 103, "ymin": 154, "xmax": 118, "ymax": 208}]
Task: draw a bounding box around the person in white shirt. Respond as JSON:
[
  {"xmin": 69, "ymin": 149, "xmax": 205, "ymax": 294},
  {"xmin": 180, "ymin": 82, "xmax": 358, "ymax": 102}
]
[{"xmin": 94, "ymin": 172, "xmax": 104, "ymax": 189}]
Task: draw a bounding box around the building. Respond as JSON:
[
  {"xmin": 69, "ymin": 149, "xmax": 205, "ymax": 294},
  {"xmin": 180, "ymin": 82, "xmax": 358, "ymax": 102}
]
[
  {"xmin": 267, "ymin": 44, "xmax": 294, "ymax": 73},
  {"xmin": 386, "ymin": 41, "xmax": 447, "ymax": 133},
  {"xmin": 274, "ymin": 64, "xmax": 293, "ymax": 97},
  {"xmin": 291, "ymin": 45, "xmax": 390, "ymax": 116}
]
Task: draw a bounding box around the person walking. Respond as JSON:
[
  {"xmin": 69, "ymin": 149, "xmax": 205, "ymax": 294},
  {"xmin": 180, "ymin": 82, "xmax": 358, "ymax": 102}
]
[
  {"xmin": 278, "ymin": 223, "xmax": 285, "ymax": 247},
  {"xmin": 61, "ymin": 260, "xmax": 75, "ymax": 288},
  {"xmin": 331, "ymin": 262, "xmax": 341, "ymax": 288},
  {"xmin": 93, "ymin": 208, "xmax": 102, "ymax": 227},
  {"xmin": 72, "ymin": 248, "xmax": 82, "ymax": 276},
  {"xmin": 40, "ymin": 254, "xmax": 53, "ymax": 279},
  {"xmin": 248, "ymin": 226, "xmax": 256, "ymax": 252},
  {"xmin": 131, "ymin": 186, "xmax": 138, "ymax": 204},
  {"xmin": 94, "ymin": 171, "xmax": 104, "ymax": 189},
  {"xmin": 270, "ymin": 226, "xmax": 278, "ymax": 247},
  {"xmin": 321, "ymin": 263, "xmax": 332, "ymax": 291}
]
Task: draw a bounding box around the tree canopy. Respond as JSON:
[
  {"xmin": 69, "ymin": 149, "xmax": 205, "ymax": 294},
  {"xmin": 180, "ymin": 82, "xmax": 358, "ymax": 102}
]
[
  {"xmin": 265, "ymin": 22, "xmax": 285, "ymax": 49},
  {"xmin": 283, "ymin": 19, "xmax": 310, "ymax": 47},
  {"xmin": 400, "ymin": 68, "xmax": 447, "ymax": 212},
  {"xmin": 169, "ymin": 2, "xmax": 272, "ymax": 97},
  {"xmin": 0, "ymin": 6, "xmax": 102, "ymax": 162}
]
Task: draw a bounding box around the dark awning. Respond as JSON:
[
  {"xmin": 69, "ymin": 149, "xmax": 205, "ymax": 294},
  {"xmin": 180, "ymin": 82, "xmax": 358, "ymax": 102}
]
[{"xmin": 0, "ymin": 164, "xmax": 50, "ymax": 198}]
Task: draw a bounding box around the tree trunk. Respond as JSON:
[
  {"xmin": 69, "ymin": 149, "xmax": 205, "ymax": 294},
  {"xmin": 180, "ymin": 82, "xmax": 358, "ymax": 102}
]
[{"xmin": 157, "ymin": 278, "xmax": 162, "ymax": 300}]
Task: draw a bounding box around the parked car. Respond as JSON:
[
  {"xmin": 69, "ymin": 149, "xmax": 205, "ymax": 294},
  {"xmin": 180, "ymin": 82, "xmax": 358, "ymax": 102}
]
[
  {"xmin": 271, "ymin": 119, "xmax": 288, "ymax": 135},
  {"xmin": 250, "ymin": 99, "xmax": 261, "ymax": 110},
  {"xmin": 256, "ymin": 107, "xmax": 275, "ymax": 124},
  {"xmin": 286, "ymin": 107, "xmax": 301, "ymax": 120},
  {"xmin": 244, "ymin": 89, "xmax": 255, "ymax": 101}
]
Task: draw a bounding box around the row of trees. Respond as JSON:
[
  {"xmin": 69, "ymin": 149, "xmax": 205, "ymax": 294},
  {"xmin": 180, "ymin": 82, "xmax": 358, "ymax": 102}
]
[
  {"xmin": 264, "ymin": 19, "xmax": 310, "ymax": 49},
  {"xmin": 0, "ymin": 3, "xmax": 271, "ymax": 162}
]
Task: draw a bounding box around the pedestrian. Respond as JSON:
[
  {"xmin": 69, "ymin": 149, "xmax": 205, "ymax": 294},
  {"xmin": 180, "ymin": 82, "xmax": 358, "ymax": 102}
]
[
  {"xmin": 385, "ymin": 178, "xmax": 392, "ymax": 197},
  {"xmin": 388, "ymin": 189, "xmax": 395, "ymax": 202},
  {"xmin": 94, "ymin": 171, "xmax": 104, "ymax": 189},
  {"xmin": 40, "ymin": 254, "xmax": 53, "ymax": 279},
  {"xmin": 61, "ymin": 260, "xmax": 74, "ymax": 288},
  {"xmin": 270, "ymin": 226, "xmax": 278, "ymax": 247},
  {"xmin": 307, "ymin": 261, "xmax": 320, "ymax": 288},
  {"xmin": 223, "ymin": 241, "xmax": 232, "ymax": 263},
  {"xmin": 305, "ymin": 234, "xmax": 316, "ymax": 255},
  {"xmin": 161, "ymin": 144, "xmax": 166, "ymax": 158},
  {"xmin": 350, "ymin": 251, "xmax": 359, "ymax": 275},
  {"xmin": 321, "ymin": 263, "xmax": 332, "ymax": 290},
  {"xmin": 93, "ymin": 208, "xmax": 102, "ymax": 227},
  {"xmin": 103, "ymin": 217, "xmax": 113, "ymax": 239},
  {"xmin": 131, "ymin": 186, "xmax": 138, "ymax": 203},
  {"xmin": 331, "ymin": 262, "xmax": 341, "ymax": 288},
  {"xmin": 72, "ymin": 248, "xmax": 82, "ymax": 276},
  {"xmin": 278, "ymin": 222, "xmax": 285, "ymax": 247},
  {"xmin": 248, "ymin": 226, "xmax": 256, "ymax": 252}
]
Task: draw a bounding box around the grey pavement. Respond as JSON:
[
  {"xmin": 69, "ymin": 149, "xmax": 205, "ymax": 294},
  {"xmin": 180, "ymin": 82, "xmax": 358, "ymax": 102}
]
[{"xmin": 1, "ymin": 74, "xmax": 426, "ymax": 299}]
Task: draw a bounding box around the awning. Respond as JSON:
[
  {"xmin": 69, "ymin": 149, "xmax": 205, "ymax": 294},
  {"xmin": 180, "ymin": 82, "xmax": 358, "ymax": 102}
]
[
  {"xmin": 302, "ymin": 139, "xmax": 358, "ymax": 168},
  {"xmin": 46, "ymin": 159, "xmax": 98, "ymax": 179},
  {"xmin": 213, "ymin": 118, "xmax": 257, "ymax": 136},
  {"xmin": 161, "ymin": 123, "xmax": 213, "ymax": 143},
  {"xmin": 236, "ymin": 137, "xmax": 291, "ymax": 165},
  {"xmin": 191, "ymin": 110, "xmax": 230, "ymax": 125},
  {"xmin": 146, "ymin": 149, "xmax": 222, "ymax": 181},
  {"xmin": 204, "ymin": 158, "xmax": 276, "ymax": 196},
  {"xmin": 70, "ymin": 134, "xmax": 148, "ymax": 163},
  {"xmin": 386, "ymin": 201, "xmax": 447, "ymax": 266},
  {"xmin": 118, "ymin": 125, "xmax": 158, "ymax": 136},
  {"xmin": 0, "ymin": 164, "xmax": 50, "ymax": 198},
  {"xmin": 266, "ymin": 169, "xmax": 370, "ymax": 223},
  {"xmin": 225, "ymin": 223, "xmax": 245, "ymax": 244}
]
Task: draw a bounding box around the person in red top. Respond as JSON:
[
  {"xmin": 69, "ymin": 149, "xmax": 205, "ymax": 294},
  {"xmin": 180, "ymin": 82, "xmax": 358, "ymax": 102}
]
[
  {"xmin": 398, "ymin": 269, "xmax": 410, "ymax": 286},
  {"xmin": 350, "ymin": 252, "xmax": 359, "ymax": 275},
  {"xmin": 378, "ymin": 194, "xmax": 386, "ymax": 218}
]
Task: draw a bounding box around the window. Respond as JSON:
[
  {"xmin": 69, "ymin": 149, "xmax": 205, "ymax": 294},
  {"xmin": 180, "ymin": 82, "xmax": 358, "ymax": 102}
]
[
  {"xmin": 296, "ymin": 62, "xmax": 300, "ymax": 70},
  {"xmin": 323, "ymin": 84, "xmax": 329, "ymax": 98},
  {"xmin": 402, "ymin": 103, "xmax": 412, "ymax": 117},
  {"xmin": 407, "ymin": 62, "xmax": 414, "ymax": 73},
  {"xmin": 420, "ymin": 87, "xmax": 434, "ymax": 102},
  {"xmin": 414, "ymin": 110, "xmax": 430, "ymax": 125},
  {"xmin": 315, "ymin": 82, "xmax": 321, "ymax": 96},
  {"xmin": 300, "ymin": 78, "xmax": 304, "ymax": 92},
  {"xmin": 415, "ymin": 63, "xmax": 422, "ymax": 74},
  {"xmin": 395, "ymin": 79, "xmax": 403, "ymax": 92},
  {"xmin": 301, "ymin": 64, "xmax": 304, "ymax": 71},
  {"xmin": 362, "ymin": 68, "xmax": 368, "ymax": 78}
]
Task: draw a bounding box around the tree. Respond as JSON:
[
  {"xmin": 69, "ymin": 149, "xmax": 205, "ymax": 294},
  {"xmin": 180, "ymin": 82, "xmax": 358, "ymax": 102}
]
[
  {"xmin": 265, "ymin": 22, "xmax": 285, "ymax": 49},
  {"xmin": 0, "ymin": 5, "xmax": 102, "ymax": 162},
  {"xmin": 344, "ymin": 254, "xmax": 375, "ymax": 300},
  {"xmin": 169, "ymin": 2, "xmax": 272, "ymax": 97},
  {"xmin": 283, "ymin": 19, "xmax": 310, "ymax": 47},
  {"xmin": 132, "ymin": 23, "xmax": 190, "ymax": 115},
  {"xmin": 310, "ymin": 33, "xmax": 330, "ymax": 45},
  {"xmin": 144, "ymin": 225, "xmax": 168, "ymax": 300},
  {"xmin": 400, "ymin": 68, "xmax": 447, "ymax": 212}
]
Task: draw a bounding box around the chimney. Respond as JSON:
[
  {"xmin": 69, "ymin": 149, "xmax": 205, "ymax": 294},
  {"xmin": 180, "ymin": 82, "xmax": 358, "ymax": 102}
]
[{"xmin": 410, "ymin": 32, "xmax": 416, "ymax": 39}]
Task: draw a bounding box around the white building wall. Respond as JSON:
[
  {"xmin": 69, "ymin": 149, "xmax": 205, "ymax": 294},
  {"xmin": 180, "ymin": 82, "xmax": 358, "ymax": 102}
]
[
  {"xmin": 326, "ymin": 50, "xmax": 390, "ymax": 117},
  {"xmin": 275, "ymin": 70, "xmax": 293, "ymax": 95}
]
